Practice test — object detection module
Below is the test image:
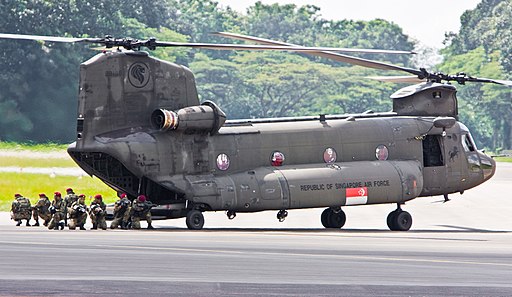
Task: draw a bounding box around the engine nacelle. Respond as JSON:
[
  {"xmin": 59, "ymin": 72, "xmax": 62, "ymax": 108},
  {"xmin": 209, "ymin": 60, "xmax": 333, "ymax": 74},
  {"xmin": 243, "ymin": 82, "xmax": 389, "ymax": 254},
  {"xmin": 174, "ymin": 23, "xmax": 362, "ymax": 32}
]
[{"xmin": 151, "ymin": 101, "xmax": 226, "ymax": 134}]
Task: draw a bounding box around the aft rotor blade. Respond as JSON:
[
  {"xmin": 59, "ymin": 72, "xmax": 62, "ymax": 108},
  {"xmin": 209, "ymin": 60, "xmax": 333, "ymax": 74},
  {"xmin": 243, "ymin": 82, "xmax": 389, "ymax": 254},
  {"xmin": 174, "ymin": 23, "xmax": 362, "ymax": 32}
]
[
  {"xmin": 213, "ymin": 31, "xmax": 423, "ymax": 76},
  {"xmin": 154, "ymin": 41, "xmax": 414, "ymax": 54},
  {"xmin": 0, "ymin": 33, "xmax": 99, "ymax": 43},
  {"xmin": 367, "ymin": 76, "xmax": 425, "ymax": 83}
]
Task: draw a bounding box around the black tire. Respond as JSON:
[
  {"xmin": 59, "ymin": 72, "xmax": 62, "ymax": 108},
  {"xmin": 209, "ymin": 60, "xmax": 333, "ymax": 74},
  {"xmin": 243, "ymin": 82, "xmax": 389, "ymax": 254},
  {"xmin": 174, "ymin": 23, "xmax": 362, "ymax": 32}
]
[
  {"xmin": 394, "ymin": 211, "xmax": 412, "ymax": 231},
  {"xmin": 186, "ymin": 210, "xmax": 204, "ymax": 230},
  {"xmin": 321, "ymin": 208, "xmax": 331, "ymax": 228},
  {"xmin": 328, "ymin": 210, "xmax": 346, "ymax": 229},
  {"xmin": 387, "ymin": 210, "xmax": 399, "ymax": 231}
]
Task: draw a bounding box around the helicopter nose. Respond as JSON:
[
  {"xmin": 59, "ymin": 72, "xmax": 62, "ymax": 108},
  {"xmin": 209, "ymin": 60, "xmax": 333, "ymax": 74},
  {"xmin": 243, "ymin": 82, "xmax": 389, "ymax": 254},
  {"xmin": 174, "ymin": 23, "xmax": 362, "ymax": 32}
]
[{"xmin": 479, "ymin": 152, "xmax": 496, "ymax": 181}]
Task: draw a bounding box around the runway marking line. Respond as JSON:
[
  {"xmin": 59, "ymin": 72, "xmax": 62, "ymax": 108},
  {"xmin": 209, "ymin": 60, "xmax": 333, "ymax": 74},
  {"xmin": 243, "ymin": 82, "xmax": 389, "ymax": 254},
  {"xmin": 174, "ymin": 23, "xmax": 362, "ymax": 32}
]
[{"xmin": 1, "ymin": 240, "xmax": 511, "ymax": 268}]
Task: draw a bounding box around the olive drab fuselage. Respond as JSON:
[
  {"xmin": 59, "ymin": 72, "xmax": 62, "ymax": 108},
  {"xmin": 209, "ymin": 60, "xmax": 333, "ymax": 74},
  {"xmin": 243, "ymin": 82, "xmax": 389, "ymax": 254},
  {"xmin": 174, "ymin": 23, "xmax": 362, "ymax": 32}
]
[{"xmin": 68, "ymin": 51, "xmax": 496, "ymax": 221}]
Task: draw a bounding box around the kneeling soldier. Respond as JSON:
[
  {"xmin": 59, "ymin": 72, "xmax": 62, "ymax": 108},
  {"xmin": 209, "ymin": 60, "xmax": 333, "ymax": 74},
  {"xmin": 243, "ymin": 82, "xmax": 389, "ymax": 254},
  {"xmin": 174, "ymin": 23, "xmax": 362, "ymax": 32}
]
[
  {"xmin": 130, "ymin": 195, "xmax": 154, "ymax": 230},
  {"xmin": 68, "ymin": 194, "xmax": 87, "ymax": 230},
  {"xmin": 33, "ymin": 193, "xmax": 51, "ymax": 226},
  {"xmin": 89, "ymin": 194, "xmax": 107, "ymax": 230},
  {"xmin": 11, "ymin": 193, "xmax": 32, "ymax": 226},
  {"xmin": 110, "ymin": 193, "xmax": 131, "ymax": 229},
  {"xmin": 48, "ymin": 192, "xmax": 66, "ymax": 230}
]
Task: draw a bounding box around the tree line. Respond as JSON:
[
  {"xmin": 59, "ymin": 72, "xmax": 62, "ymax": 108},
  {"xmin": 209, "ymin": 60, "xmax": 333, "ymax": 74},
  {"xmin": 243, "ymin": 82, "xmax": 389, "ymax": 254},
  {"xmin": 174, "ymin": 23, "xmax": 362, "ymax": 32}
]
[{"xmin": 0, "ymin": 0, "xmax": 510, "ymax": 151}]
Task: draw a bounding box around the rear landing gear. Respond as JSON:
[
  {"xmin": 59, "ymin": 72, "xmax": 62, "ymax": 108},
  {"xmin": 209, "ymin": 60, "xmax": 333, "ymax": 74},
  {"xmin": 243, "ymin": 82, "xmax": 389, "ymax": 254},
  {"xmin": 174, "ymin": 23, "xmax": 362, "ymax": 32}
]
[
  {"xmin": 277, "ymin": 210, "xmax": 288, "ymax": 222},
  {"xmin": 387, "ymin": 204, "xmax": 412, "ymax": 231},
  {"xmin": 321, "ymin": 207, "xmax": 346, "ymax": 229},
  {"xmin": 186, "ymin": 210, "xmax": 204, "ymax": 230}
]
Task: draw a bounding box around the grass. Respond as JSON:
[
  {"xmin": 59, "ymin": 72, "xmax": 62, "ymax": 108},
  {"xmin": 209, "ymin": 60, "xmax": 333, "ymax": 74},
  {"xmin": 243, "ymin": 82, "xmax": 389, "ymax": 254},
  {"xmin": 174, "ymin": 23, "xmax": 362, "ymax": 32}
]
[
  {"xmin": 0, "ymin": 172, "xmax": 117, "ymax": 211},
  {"xmin": 0, "ymin": 142, "xmax": 117, "ymax": 211},
  {"xmin": 494, "ymin": 156, "xmax": 512, "ymax": 163},
  {"xmin": 0, "ymin": 156, "xmax": 76, "ymax": 167},
  {"xmin": 0, "ymin": 142, "xmax": 69, "ymax": 152}
]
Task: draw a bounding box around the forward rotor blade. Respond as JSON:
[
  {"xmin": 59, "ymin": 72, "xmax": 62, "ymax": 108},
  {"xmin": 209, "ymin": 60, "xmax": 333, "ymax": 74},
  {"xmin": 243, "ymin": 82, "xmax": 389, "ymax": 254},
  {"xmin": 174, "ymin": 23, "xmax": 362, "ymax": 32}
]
[
  {"xmin": 154, "ymin": 41, "xmax": 414, "ymax": 54},
  {"xmin": 367, "ymin": 76, "xmax": 425, "ymax": 83},
  {"xmin": 465, "ymin": 77, "xmax": 512, "ymax": 87},
  {"xmin": 213, "ymin": 32, "xmax": 423, "ymax": 76},
  {"xmin": 0, "ymin": 33, "xmax": 99, "ymax": 43}
]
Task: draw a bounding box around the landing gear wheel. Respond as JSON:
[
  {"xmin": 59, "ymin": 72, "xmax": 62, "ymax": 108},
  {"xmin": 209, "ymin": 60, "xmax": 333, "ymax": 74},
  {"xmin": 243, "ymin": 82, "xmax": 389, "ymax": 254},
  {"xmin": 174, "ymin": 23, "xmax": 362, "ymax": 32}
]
[
  {"xmin": 321, "ymin": 208, "xmax": 330, "ymax": 228},
  {"xmin": 394, "ymin": 211, "xmax": 412, "ymax": 231},
  {"xmin": 387, "ymin": 209, "xmax": 412, "ymax": 231},
  {"xmin": 386, "ymin": 210, "xmax": 399, "ymax": 230},
  {"xmin": 186, "ymin": 210, "xmax": 204, "ymax": 230},
  {"xmin": 321, "ymin": 208, "xmax": 346, "ymax": 229}
]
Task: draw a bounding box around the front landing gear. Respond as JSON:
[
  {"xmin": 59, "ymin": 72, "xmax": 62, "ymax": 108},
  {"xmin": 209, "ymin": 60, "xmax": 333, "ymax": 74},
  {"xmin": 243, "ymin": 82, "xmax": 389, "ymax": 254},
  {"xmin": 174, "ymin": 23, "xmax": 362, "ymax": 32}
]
[
  {"xmin": 387, "ymin": 205, "xmax": 412, "ymax": 231},
  {"xmin": 321, "ymin": 207, "xmax": 346, "ymax": 229},
  {"xmin": 186, "ymin": 210, "xmax": 204, "ymax": 230}
]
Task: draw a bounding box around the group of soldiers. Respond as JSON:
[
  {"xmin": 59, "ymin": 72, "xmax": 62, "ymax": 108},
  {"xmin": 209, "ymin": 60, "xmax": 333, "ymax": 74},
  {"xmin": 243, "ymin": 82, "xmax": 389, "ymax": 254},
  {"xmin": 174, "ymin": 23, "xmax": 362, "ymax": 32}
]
[{"xmin": 10, "ymin": 188, "xmax": 154, "ymax": 230}]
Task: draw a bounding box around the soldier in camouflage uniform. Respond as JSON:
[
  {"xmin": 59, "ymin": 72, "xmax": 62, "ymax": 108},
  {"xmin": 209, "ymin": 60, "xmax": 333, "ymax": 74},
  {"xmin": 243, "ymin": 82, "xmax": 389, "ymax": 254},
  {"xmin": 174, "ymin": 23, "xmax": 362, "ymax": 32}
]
[
  {"xmin": 11, "ymin": 193, "xmax": 32, "ymax": 226},
  {"xmin": 68, "ymin": 195, "xmax": 88, "ymax": 230},
  {"xmin": 89, "ymin": 194, "xmax": 107, "ymax": 230},
  {"xmin": 110, "ymin": 193, "xmax": 131, "ymax": 229},
  {"xmin": 64, "ymin": 188, "xmax": 79, "ymax": 226},
  {"xmin": 130, "ymin": 195, "xmax": 154, "ymax": 230},
  {"xmin": 48, "ymin": 192, "xmax": 66, "ymax": 230},
  {"xmin": 32, "ymin": 193, "xmax": 52, "ymax": 226}
]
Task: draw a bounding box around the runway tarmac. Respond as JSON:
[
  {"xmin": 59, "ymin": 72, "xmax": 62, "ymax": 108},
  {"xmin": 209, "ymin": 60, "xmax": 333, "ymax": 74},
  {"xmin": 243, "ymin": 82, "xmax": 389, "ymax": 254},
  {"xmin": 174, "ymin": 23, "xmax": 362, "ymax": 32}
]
[{"xmin": 0, "ymin": 163, "xmax": 511, "ymax": 296}]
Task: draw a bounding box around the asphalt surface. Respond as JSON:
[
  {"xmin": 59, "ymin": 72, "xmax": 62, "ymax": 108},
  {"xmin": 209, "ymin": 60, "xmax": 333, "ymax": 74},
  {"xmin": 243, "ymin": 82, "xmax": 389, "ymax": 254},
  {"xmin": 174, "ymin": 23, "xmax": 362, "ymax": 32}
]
[{"xmin": 1, "ymin": 163, "xmax": 511, "ymax": 296}]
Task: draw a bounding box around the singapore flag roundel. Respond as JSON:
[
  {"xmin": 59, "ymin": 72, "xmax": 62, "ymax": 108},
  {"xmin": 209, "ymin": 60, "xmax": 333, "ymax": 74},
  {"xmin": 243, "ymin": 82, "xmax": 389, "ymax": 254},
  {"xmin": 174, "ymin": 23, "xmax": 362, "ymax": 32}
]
[{"xmin": 345, "ymin": 187, "xmax": 368, "ymax": 205}]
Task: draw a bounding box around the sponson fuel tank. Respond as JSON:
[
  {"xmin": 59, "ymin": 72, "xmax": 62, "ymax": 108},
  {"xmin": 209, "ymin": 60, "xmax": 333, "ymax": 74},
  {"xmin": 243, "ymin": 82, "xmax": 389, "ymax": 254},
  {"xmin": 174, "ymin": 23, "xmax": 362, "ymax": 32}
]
[{"xmin": 185, "ymin": 160, "xmax": 423, "ymax": 212}]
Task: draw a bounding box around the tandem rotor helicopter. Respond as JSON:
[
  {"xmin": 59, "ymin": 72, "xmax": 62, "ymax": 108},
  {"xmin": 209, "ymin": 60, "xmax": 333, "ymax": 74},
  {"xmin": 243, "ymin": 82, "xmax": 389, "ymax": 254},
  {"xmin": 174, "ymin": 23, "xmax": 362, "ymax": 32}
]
[{"xmin": 1, "ymin": 31, "xmax": 510, "ymax": 231}]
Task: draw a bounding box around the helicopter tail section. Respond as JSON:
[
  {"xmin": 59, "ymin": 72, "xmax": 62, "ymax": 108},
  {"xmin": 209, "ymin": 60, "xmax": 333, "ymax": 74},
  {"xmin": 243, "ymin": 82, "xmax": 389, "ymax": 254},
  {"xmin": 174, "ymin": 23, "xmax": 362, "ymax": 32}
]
[{"xmin": 74, "ymin": 50, "xmax": 200, "ymax": 145}]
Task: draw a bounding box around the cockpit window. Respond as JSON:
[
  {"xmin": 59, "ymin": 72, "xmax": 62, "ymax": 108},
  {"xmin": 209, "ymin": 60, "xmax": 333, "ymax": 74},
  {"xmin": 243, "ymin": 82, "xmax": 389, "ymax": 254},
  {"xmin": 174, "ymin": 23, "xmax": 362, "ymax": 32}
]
[{"xmin": 461, "ymin": 133, "xmax": 476, "ymax": 152}]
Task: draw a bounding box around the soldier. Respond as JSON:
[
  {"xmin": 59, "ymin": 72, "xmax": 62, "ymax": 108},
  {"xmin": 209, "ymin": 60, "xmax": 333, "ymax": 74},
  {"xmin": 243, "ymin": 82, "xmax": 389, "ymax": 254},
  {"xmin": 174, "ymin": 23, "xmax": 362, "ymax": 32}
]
[
  {"xmin": 68, "ymin": 194, "xmax": 87, "ymax": 230},
  {"xmin": 110, "ymin": 193, "xmax": 131, "ymax": 229},
  {"xmin": 48, "ymin": 192, "xmax": 66, "ymax": 230},
  {"xmin": 32, "ymin": 193, "xmax": 52, "ymax": 227},
  {"xmin": 130, "ymin": 195, "xmax": 155, "ymax": 230},
  {"xmin": 10, "ymin": 194, "xmax": 32, "ymax": 226},
  {"xmin": 64, "ymin": 187, "xmax": 78, "ymax": 226},
  {"xmin": 89, "ymin": 194, "xmax": 107, "ymax": 230}
]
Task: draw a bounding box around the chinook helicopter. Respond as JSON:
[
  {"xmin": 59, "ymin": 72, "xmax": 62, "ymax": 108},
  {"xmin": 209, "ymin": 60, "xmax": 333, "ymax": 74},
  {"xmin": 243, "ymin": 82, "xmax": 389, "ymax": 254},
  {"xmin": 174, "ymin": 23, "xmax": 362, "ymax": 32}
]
[{"xmin": 1, "ymin": 32, "xmax": 509, "ymax": 231}]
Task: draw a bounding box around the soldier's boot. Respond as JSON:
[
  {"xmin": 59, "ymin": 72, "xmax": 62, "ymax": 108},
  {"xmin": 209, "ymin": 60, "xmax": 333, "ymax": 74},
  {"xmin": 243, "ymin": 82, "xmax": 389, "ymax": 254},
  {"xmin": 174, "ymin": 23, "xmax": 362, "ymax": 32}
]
[
  {"xmin": 121, "ymin": 222, "xmax": 127, "ymax": 229},
  {"xmin": 59, "ymin": 222, "xmax": 65, "ymax": 230},
  {"xmin": 25, "ymin": 220, "xmax": 31, "ymax": 226},
  {"xmin": 80, "ymin": 225, "xmax": 86, "ymax": 230},
  {"xmin": 91, "ymin": 223, "xmax": 97, "ymax": 230},
  {"xmin": 43, "ymin": 220, "xmax": 50, "ymax": 227},
  {"xmin": 34, "ymin": 220, "xmax": 40, "ymax": 226},
  {"xmin": 16, "ymin": 220, "xmax": 22, "ymax": 226},
  {"xmin": 147, "ymin": 223, "xmax": 155, "ymax": 230}
]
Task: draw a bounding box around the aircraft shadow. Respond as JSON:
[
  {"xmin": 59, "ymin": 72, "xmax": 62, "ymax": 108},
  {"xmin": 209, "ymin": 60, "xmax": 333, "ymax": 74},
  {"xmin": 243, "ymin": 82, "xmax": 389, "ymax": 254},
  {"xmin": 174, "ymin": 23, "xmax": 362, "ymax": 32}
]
[{"xmin": 149, "ymin": 225, "xmax": 510, "ymax": 234}]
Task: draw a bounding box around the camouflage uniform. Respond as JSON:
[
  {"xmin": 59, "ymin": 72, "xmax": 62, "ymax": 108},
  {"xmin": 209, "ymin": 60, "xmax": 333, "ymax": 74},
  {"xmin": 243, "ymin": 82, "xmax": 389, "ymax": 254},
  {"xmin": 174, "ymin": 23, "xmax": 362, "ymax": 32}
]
[
  {"xmin": 32, "ymin": 193, "xmax": 52, "ymax": 226},
  {"xmin": 68, "ymin": 196, "xmax": 88, "ymax": 230},
  {"xmin": 11, "ymin": 194, "xmax": 32, "ymax": 226},
  {"xmin": 110, "ymin": 194, "xmax": 131, "ymax": 229},
  {"xmin": 48, "ymin": 192, "xmax": 66, "ymax": 230},
  {"xmin": 130, "ymin": 195, "xmax": 154, "ymax": 230},
  {"xmin": 89, "ymin": 194, "xmax": 107, "ymax": 230},
  {"xmin": 64, "ymin": 188, "xmax": 79, "ymax": 225}
]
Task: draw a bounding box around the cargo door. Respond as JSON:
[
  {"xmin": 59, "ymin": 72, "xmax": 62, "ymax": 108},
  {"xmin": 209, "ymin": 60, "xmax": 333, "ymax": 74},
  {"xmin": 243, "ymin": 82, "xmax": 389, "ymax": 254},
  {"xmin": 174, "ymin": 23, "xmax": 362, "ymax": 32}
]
[{"xmin": 421, "ymin": 135, "xmax": 446, "ymax": 196}]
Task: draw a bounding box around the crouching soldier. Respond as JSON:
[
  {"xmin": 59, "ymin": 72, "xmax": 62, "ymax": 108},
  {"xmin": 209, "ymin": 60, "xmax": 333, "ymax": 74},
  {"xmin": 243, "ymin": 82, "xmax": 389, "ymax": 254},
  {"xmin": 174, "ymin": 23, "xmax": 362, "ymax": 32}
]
[
  {"xmin": 33, "ymin": 193, "xmax": 52, "ymax": 226},
  {"xmin": 110, "ymin": 193, "xmax": 131, "ymax": 229},
  {"xmin": 11, "ymin": 193, "xmax": 32, "ymax": 226},
  {"xmin": 48, "ymin": 192, "xmax": 66, "ymax": 230},
  {"xmin": 130, "ymin": 195, "xmax": 154, "ymax": 230},
  {"xmin": 68, "ymin": 194, "xmax": 87, "ymax": 230},
  {"xmin": 64, "ymin": 188, "xmax": 78, "ymax": 226},
  {"xmin": 89, "ymin": 194, "xmax": 107, "ymax": 230}
]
